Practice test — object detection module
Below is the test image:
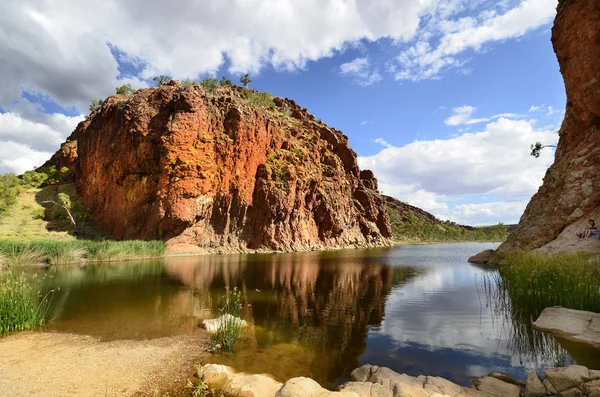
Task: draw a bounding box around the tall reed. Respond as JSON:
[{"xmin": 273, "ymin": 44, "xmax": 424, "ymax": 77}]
[
  {"xmin": 495, "ymin": 251, "xmax": 600, "ymax": 317},
  {"xmin": 211, "ymin": 287, "xmax": 247, "ymax": 352},
  {"xmin": 0, "ymin": 270, "xmax": 53, "ymax": 334}
]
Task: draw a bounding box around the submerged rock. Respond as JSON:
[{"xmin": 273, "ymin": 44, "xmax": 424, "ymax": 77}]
[
  {"xmin": 532, "ymin": 307, "xmax": 600, "ymax": 349},
  {"xmin": 202, "ymin": 314, "xmax": 247, "ymax": 333}
]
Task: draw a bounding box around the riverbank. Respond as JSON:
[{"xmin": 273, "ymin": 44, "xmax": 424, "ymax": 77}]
[{"xmin": 0, "ymin": 331, "xmax": 209, "ymax": 397}]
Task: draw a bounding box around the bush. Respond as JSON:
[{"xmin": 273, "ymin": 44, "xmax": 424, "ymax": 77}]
[
  {"xmin": 200, "ymin": 78, "xmax": 219, "ymax": 93},
  {"xmin": 21, "ymin": 170, "xmax": 48, "ymax": 188},
  {"xmin": 0, "ymin": 173, "xmax": 20, "ymax": 216},
  {"xmin": 89, "ymin": 99, "xmax": 104, "ymax": 113},
  {"xmin": 152, "ymin": 75, "xmax": 172, "ymax": 86},
  {"xmin": 242, "ymin": 90, "xmax": 276, "ymax": 108},
  {"xmin": 116, "ymin": 84, "xmax": 135, "ymax": 95},
  {"xmin": 219, "ymin": 76, "xmax": 232, "ymax": 86},
  {"xmin": 181, "ymin": 79, "xmax": 200, "ymax": 87},
  {"xmin": 0, "ymin": 270, "xmax": 53, "ymax": 335}
]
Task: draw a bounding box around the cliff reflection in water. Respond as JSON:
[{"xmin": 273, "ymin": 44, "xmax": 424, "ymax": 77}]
[{"xmin": 165, "ymin": 252, "xmax": 422, "ymax": 386}]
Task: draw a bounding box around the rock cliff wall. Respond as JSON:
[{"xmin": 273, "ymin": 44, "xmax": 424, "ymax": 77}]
[
  {"xmin": 495, "ymin": 0, "xmax": 600, "ymax": 255},
  {"xmin": 52, "ymin": 82, "xmax": 392, "ymax": 252}
]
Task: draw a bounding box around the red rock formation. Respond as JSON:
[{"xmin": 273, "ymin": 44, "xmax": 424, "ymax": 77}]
[
  {"xmin": 53, "ymin": 82, "xmax": 391, "ymax": 252},
  {"xmin": 494, "ymin": 0, "xmax": 600, "ymax": 255}
]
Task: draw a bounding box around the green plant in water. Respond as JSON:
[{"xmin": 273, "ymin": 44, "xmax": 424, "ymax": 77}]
[
  {"xmin": 0, "ymin": 270, "xmax": 54, "ymax": 335},
  {"xmin": 495, "ymin": 251, "xmax": 600, "ymax": 316},
  {"xmin": 211, "ymin": 286, "xmax": 247, "ymax": 353}
]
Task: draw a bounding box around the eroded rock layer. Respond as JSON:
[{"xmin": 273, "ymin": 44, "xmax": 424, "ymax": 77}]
[
  {"xmin": 53, "ymin": 82, "xmax": 392, "ymax": 251},
  {"xmin": 496, "ymin": 0, "xmax": 600, "ymax": 255}
]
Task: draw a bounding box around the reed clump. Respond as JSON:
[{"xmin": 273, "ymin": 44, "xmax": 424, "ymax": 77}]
[
  {"xmin": 495, "ymin": 251, "xmax": 600, "ymax": 317},
  {"xmin": 0, "ymin": 270, "xmax": 53, "ymax": 335},
  {"xmin": 211, "ymin": 287, "xmax": 247, "ymax": 353}
]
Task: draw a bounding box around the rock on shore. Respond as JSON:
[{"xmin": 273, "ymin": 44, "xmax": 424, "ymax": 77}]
[{"xmin": 197, "ymin": 363, "xmax": 600, "ymax": 397}]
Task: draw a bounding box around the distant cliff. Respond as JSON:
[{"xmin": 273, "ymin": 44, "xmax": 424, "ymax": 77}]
[
  {"xmin": 48, "ymin": 82, "xmax": 392, "ymax": 252},
  {"xmin": 492, "ymin": 0, "xmax": 600, "ymax": 257}
]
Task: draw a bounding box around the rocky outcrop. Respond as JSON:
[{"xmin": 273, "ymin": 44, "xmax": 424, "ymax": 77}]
[
  {"xmin": 197, "ymin": 363, "xmax": 600, "ymax": 397},
  {"xmin": 493, "ymin": 0, "xmax": 600, "ymax": 256},
  {"xmin": 51, "ymin": 82, "xmax": 392, "ymax": 252},
  {"xmin": 532, "ymin": 307, "xmax": 600, "ymax": 349}
]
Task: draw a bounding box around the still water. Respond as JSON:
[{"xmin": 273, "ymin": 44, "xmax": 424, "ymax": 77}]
[{"xmin": 30, "ymin": 242, "xmax": 600, "ymax": 388}]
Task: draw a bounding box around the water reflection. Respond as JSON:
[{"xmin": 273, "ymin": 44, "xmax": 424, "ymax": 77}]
[{"xmin": 27, "ymin": 243, "xmax": 600, "ymax": 389}]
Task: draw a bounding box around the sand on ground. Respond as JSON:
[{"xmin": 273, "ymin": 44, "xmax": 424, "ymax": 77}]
[{"xmin": 0, "ymin": 331, "xmax": 209, "ymax": 397}]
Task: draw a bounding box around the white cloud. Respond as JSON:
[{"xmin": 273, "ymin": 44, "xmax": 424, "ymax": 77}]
[
  {"xmin": 393, "ymin": 0, "xmax": 557, "ymax": 81},
  {"xmin": 339, "ymin": 57, "xmax": 383, "ymax": 86},
  {"xmin": 360, "ymin": 120, "xmax": 369, "ymax": 126},
  {"xmin": 375, "ymin": 138, "xmax": 392, "ymax": 148},
  {"xmin": 0, "ymin": 141, "xmax": 53, "ymax": 175},
  {"xmin": 0, "ymin": 101, "xmax": 83, "ymax": 173},
  {"xmin": 451, "ymin": 201, "xmax": 528, "ymax": 225},
  {"xmin": 359, "ymin": 116, "xmax": 558, "ymax": 225},
  {"xmin": 444, "ymin": 105, "xmax": 526, "ymax": 126},
  {"xmin": 445, "ymin": 105, "xmax": 490, "ymax": 126},
  {"xmin": 0, "ymin": 0, "xmax": 444, "ymax": 111}
]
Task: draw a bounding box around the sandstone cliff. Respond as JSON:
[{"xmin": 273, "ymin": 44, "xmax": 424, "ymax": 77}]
[
  {"xmin": 50, "ymin": 82, "xmax": 392, "ymax": 252},
  {"xmin": 486, "ymin": 0, "xmax": 600, "ymax": 257}
]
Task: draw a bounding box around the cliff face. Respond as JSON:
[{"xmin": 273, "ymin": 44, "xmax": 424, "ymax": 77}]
[
  {"xmin": 496, "ymin": 0, "xmax": 600, "ymax": 255},
  {"xmin": 53, "ymin": 82, "xmax": 391, "ymax": 252}
]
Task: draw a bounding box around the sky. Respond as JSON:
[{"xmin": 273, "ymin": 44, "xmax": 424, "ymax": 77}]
[{"xmin": 0, "ymin": 0, "xmax": 565, "ymax": 226}]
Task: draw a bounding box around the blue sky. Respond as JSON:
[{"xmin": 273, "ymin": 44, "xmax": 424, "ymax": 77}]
[{"xmin": 0, "ymin": 0, "xmax": 563, "ymax": 225}]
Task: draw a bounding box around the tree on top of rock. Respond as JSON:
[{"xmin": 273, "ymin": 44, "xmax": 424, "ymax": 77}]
[
  {"xmin": 152, "ymin": 75, "xmax": 172, "ymax": 86},
  {"xmin": 240, "ymin": 74, "xmax": 252, "ymax": 88},
  {"xmin": 116, "ymin": 84, "xmax": 135, "ymax": 95}
]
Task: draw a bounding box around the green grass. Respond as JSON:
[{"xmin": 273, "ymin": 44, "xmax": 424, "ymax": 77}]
[
  {"xmin": 0, "ymin": 240, "xmax": 167, "ymax": 266},
  {"xmin": 494, "ymin": 252, "xmax": 600, "ymax": 316},
  {"xmin": 481, "ymin": 252, "xmax": 600, "ymax": 365},
  {"xmin": 0, "ymin": 270, "xmax": 53, "ymax": 335},
  {"xmin": 386, "ymin": 204, "xmax": 508, "ymax": 242}
]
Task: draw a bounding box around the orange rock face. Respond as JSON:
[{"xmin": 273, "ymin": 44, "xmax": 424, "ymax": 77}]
[
  {"xmin": 56, "ymin": 83, "xmax": 391, "ymax": 251},
  {"xmin": 497, "ymin": 0, "xmax": 600, "ymax": 254}
]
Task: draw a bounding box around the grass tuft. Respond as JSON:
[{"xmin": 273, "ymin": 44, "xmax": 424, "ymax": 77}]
[{"xmin": 0, "ymin": 270, "xmax": 53, "ymax": 335}]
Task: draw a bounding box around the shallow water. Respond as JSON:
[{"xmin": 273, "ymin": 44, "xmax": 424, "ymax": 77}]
[{"xmin": 28, "ymin": 242, "xmax": 600, "ymax": 388}]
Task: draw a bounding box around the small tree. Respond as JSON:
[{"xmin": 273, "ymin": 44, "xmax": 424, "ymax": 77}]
[
  {"xmin": 220, "ymin": 76, "xmax": 232, "ymax": 86},
  {"xmin": 530, "ymin": 142, "xmax": 557, "ymax": 158},
  {"xmin": 43, "ymin": 193, "xmax": 77, "ymax": 230},
  {"xmin": 89, "ymin": 99, "xmax": 104, "ymax": 113},
  {"xmin": 116, "ymin": 84, "xmax": 135, "ymax": 95},
  {"xmin": 240, "ymin": 74, "xmax": 252, "ymax": 88},
  {"xmin": 152, "ymin": 75, "xmax": 172, "ymax": 86}
]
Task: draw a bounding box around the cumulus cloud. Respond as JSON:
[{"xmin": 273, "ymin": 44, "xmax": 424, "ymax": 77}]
[
  {"xmin": 0, "ymin": 0, "xmax": 445, "ymax": 111},
  {"xmin": 359, "ymin": 117, "xmax": 558, "ymax": 225},
  {"xmin": 339, "ymin": 57, "xmax": 383, "ymax": 86},
  {"xmin": 392, "ymin": 0, "xmax": 557, "ymax": 81}
]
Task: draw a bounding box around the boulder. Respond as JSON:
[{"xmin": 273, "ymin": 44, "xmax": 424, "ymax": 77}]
[
  {"xmin": 472, "ymin": 376, "xmax": 521, "ymax": 397},
  {"xmin": 532, "ymin": 307, "xmax": 600, "ymax": 349},
  {"xmin": 202, "ymin": 314, "xmax": 247, "ymax": 333},
  {"xmin": 198, "ymin": 364, "xmax": 282, "ymax": 397},
  {"xmin": 275, "ymin": 377, "xmax": 358, "ymax": 397},
  {"xmin": 544, "ymin": 366, "xmax": 591, "ymax": 394},
  {"xmin": 525, "ymin": 371, "xmax": 547, "ymax": 397},
  {"xmin": 338, "ymin": 382, "xmax": 392, "ymax": 397},
  {"xmin": 468, "ymin": 249, "xmax": 497, "ymax": 265}
]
